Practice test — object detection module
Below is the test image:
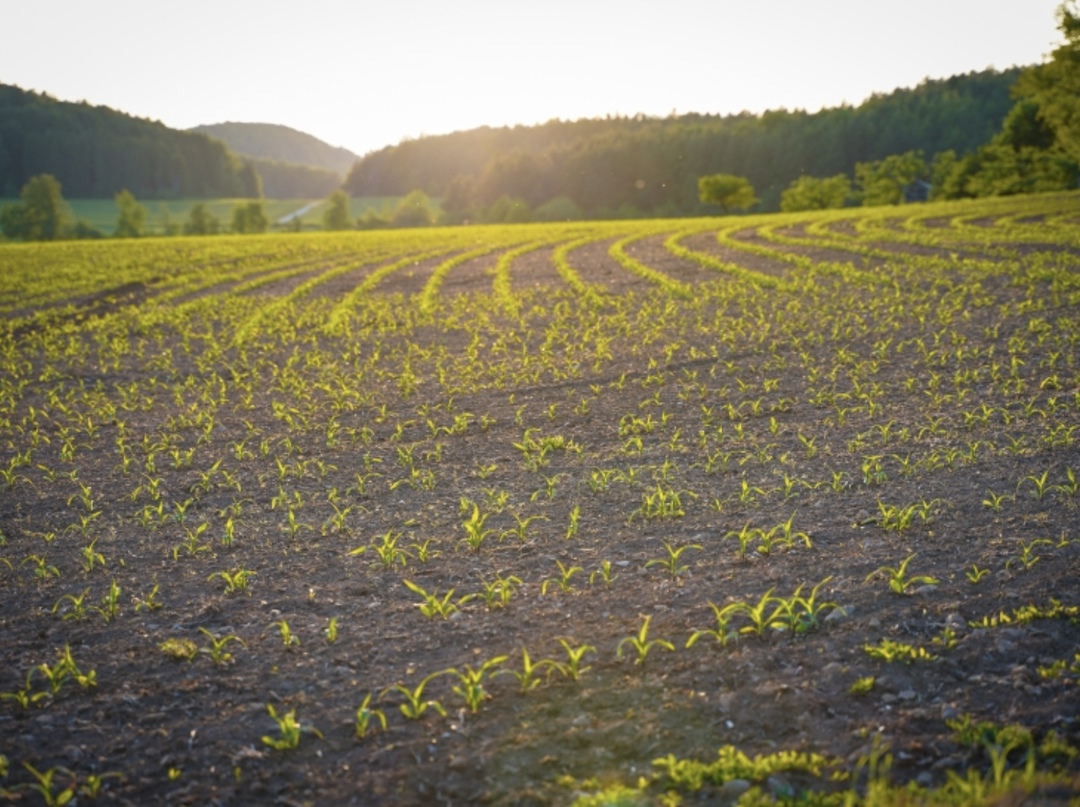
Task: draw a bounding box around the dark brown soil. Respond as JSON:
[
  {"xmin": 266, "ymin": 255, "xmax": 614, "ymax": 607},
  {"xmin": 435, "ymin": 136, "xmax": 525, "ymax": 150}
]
[{"xmin": 1, "ymin": 220, "xmax": 1078, "ymax": 807}]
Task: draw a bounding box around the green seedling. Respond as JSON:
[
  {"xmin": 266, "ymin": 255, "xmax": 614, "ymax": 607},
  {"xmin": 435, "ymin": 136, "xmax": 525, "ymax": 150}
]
[
  {"xmin": 500, "ymin": 647, "xmax": 560, "ymax": 693},
  {"xmin": 866, "ymin": 553, "xmax": 938, "ymax": 594},
  {"xmin": 172, "ymin": 522, "xmax": 210, "ymax": 559},
  {"xmin": 382, "ymin": 671, "xmax": 448, "ymax": 719},
  {"xmin": 52, "ymin": 588, "xmax": 91, "ymax": 621},
  {"xmin": 617, "ymin": 615, "xmax": 675, "ymax": 665},
  {"xmin": 478, "ymin": 574, "xmax": 522, "ymax": 609},
  {"xmin": 1054, "ymin": 467, "xmax": 1078, "ymax": 498},
  {"xmin": 355, "ymin": 692, "xmax": 387, "ymax": 739},
  {"xmin": 724, "ymin": 522, "xmax": 756, "ymax": 559},
  {"xmin": 447, "ymin": 655, "xmax": 508, "ymax": 713},
  {"xmin": 159, "ymin": 637, "xmax": 199, "ymax": 661},
  {"xmin": 1006, "ymin": 538, "xmax": 1053, "ymax": 571},
  {"xmin": 78, "ymin": 771, "xmax": 124, "ymax": 799},
  {"xmin": 982, "ymin": 490, "xmax": 1013, "ymax": 512},
  {"xmin": 269, "ymin": 620, "xmax": 300, "ymax": 647},
  {"xmin": 22, "ymin": 554, "xmax": 61, "ymax": 579},
  {"xmin": 541, "ymin": 560, "xmax": 585, "ymax": 594},
  {"xmin": 645, "ymin": 541, "xmax": 701, "ymax": 580},
  {"xmin": 133, "ymin": 583, "xmax": 162, "ymax": 612},
  {"xmin": 0, "ymin": 669, "xmax": 48, "ymax": 709},
  {"xmin": 461, "ymin": 504, "xmax": 496, "ymax": 552},
  {"xmin": 207, "ymin": 568, "xmax": 254, "ymax": 595},
  {"xmin": 589, "ymin": 560, "xmax": 618, "ymax": 587},
  {"xmin": 1021, "ymin": 470, "xmax": 1052, "ymax": 501},
  {"xmin": 864, "ymin": 639, "xmax": 937, "ymax": 663},
  {"xmin": 502, "ymin": 513, "xmax": 547, "ymax": 543},
  {"xmin": 262, "ymin": 703, "xmax": 321, "ymax": 750},
  {"xmin": 80, "ymin": 538, "xmax": 105, "ymax": 573},
  {"xmin": 199, "ymin": 628, "xmax": 244, "ymax": 665},
  {"xmin": 849, "ymin": 676, "xmax": 876, "ymax": 695},
  {"xmin": 20, "ymin": 763, "xmax": 76, "ymax": 807},
  {"xmin": 739, "ymin": 589, "xmax": 784, "ymax": 636},
  {"xmin": 784, "ymin": 578, "xmax": 838, "ymax": 632},
  {"xmin": 556, "ymin": 639, "xmax": 595, "ymax": 681},
  {"xmin": 403, "ymin": 579, "xmax": 473, "ymax": 619},
  {"xmin": 966, "ymin": 565, "xmax": 991, "ymax": 584},
  {"xmin": 324, "ymin": 616, "xmax": 339, "ymax": 644},
  {"xmin": 408, "ymin": 538, "xmax": 440, "ymax": 562},
  {"xmin": 94, "ymin": 579, "xmax": 121, "ymax": 622},
  {"xmin": 686, "ymin": 601, "xmax": 745, "ymax": 648},
  {"xmin": 351, "ymin": 529, "xmax": 409, "ymax": 568},
  {"xmin": 565, "ymin": 504, "xmax": 580, "ymax": 539}
]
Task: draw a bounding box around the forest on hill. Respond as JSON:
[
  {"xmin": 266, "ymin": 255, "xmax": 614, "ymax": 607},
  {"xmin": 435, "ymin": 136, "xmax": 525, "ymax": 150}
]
[
  {"xmin": 0, "ymin": 88, "xmax": 353, "ymax": 200},
  {"xmin": 0, "ymin": 85, "xmax": 261, "ymax": 199},
  {"xmin": 190, "ymin": 122, "xmax": 359, "ymax": 175},
  {"xmin": 343, "ymin": 69, "xmax": 1023, "ymax": 215}
]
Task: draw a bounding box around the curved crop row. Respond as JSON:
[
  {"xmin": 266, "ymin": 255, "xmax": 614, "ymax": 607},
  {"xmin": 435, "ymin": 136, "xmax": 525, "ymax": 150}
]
[{"xmin": 607, "ymin": 232, "xmax": 692, "ymax": 298}]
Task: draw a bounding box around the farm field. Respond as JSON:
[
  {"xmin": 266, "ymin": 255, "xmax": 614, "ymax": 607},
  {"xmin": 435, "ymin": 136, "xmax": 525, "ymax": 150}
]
[{"xmin": 1, "ymin": 192, "xmax": 1079, "ymax": 806}]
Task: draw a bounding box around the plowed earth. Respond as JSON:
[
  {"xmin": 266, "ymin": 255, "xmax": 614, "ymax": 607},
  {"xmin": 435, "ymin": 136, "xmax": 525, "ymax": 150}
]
[{"xmin": 1, "ymin": 207, "xmax": 1079, "ymax": 807}]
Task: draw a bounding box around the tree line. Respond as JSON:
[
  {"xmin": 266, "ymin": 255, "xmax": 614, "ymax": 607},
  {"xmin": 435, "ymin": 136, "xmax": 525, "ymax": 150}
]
[
  {"xmin": 0, "ymin": 176, "xmax": 276, "ymax": 240},
  {"xmin": 344, "ymin": 68, "xmax": 1024, "ymax": 219},
  {"xmin": 0, "ymin": 85, "xmax": 340, "ymax": 201},
  {"xmin": 0, "ymin": 85, "xmax": 261, "ymax": 199}
]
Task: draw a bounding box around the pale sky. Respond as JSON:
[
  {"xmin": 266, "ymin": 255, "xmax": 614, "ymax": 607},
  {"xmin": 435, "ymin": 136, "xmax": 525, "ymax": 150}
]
[{"xmin": 0, "ymin": 0, "xmax": 1065, "ymax": 158}]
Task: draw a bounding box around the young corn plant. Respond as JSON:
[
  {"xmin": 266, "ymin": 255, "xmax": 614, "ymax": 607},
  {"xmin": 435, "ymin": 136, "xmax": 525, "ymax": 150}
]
[
  {"xmin": 723, "ymin": 522, "xmax": 756, "ymax": 559},
  {"xmin": 477, "ymin": 574, "xmax": 522, "ymax": 609},
  {"xmin": 866, "ymin": 554, "xmax": 938, "ymax": 594},
  {"xmin": 461, "ymin": 505, "xmax": 497, "ymax": 553},
  {"xmin": 382, "ymin": 671, "xmax": 448, "ymax": 719},
  {"xmin": 198, "ymin": 628, "xmax": 245, "ymax": 665},
  {"xmin": 739, "ymin": 589, "xmax": 784, "ymax": 637},
  {"xmin": 616, "ymin": 615, "xmax": 675, "ymax": 665},
  {"xmin": 645, "ymin": 541, "xmax": 701, "ymax": 580},
  {"xmin": 500, "ymin": 648, "xmax": 560, "ymax": 693},
  {"xmin": 541, "ymin": 560, "xmax": 585, "ymax": 594},
  {"xmin": 52, "ymin": 589, "xmax": 91, "ymax": 621},
  {"xmin": 686, "ymin": 601, "xmax": 745, "ymax": 648},
  {"xmin": 1006, "ymin": 538, "xmax": 1053, "ymax": 571},
  {"xmin": 589, "ymin": 560, "xmax": 618, "ymax": 587},
  {"xmin": 262, "ymin": 704, "xmax": 321, "ymax": 750},
  {"xmin": 555, "ymin": 639, "xmax": 595, "ymax": 681},
  {"xmin": 354, "ymin": 692, "xmax": 387, "ymax": 739},
  {"xmin": 502, "ymin": 513, "xmax": 547, "ymax": 543},
  {"xmin": 269, "ymin": 620, "xmax": 301, "ymax": 648},
  {"xmin": 447, "ymin": 655, "xmax": 508, "ymax": 713},
  {"xmin": 18, "ymin": 763, "xmax": 76, "ymax": 807},
  {"xmin": 403, "ymin": 579, "xmax": 473, "ymax": 619},
  {"xmin": 94, "ymin": 580, "xmax": 121, "ymax": 622},
  {"xmin": 864, "ymin": 639, "xmax": 937, "ymax": 663},
  {"xmin": 207, "ymin": 568, "xmax": 254, "ymax": 595}
]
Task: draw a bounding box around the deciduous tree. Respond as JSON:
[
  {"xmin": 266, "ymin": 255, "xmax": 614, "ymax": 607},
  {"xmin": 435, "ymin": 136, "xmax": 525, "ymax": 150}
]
[
  {"xmin": 322, "ymin": 190, "xmax": 352, "ymax": 230},
  {"xmin": 779, "ymin": 174, "xmax": 851, "ymax": 211},
  {"xmin": 0, "ymin": 173, "xmax": 72, "ymax": 240},
  {"xmin": 114, "ymin": 189, "xmax": 147, "ymax": 238},
  {"xmin": 697, "ymin": 174, "xmax": 757, "ymax": 213}
]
